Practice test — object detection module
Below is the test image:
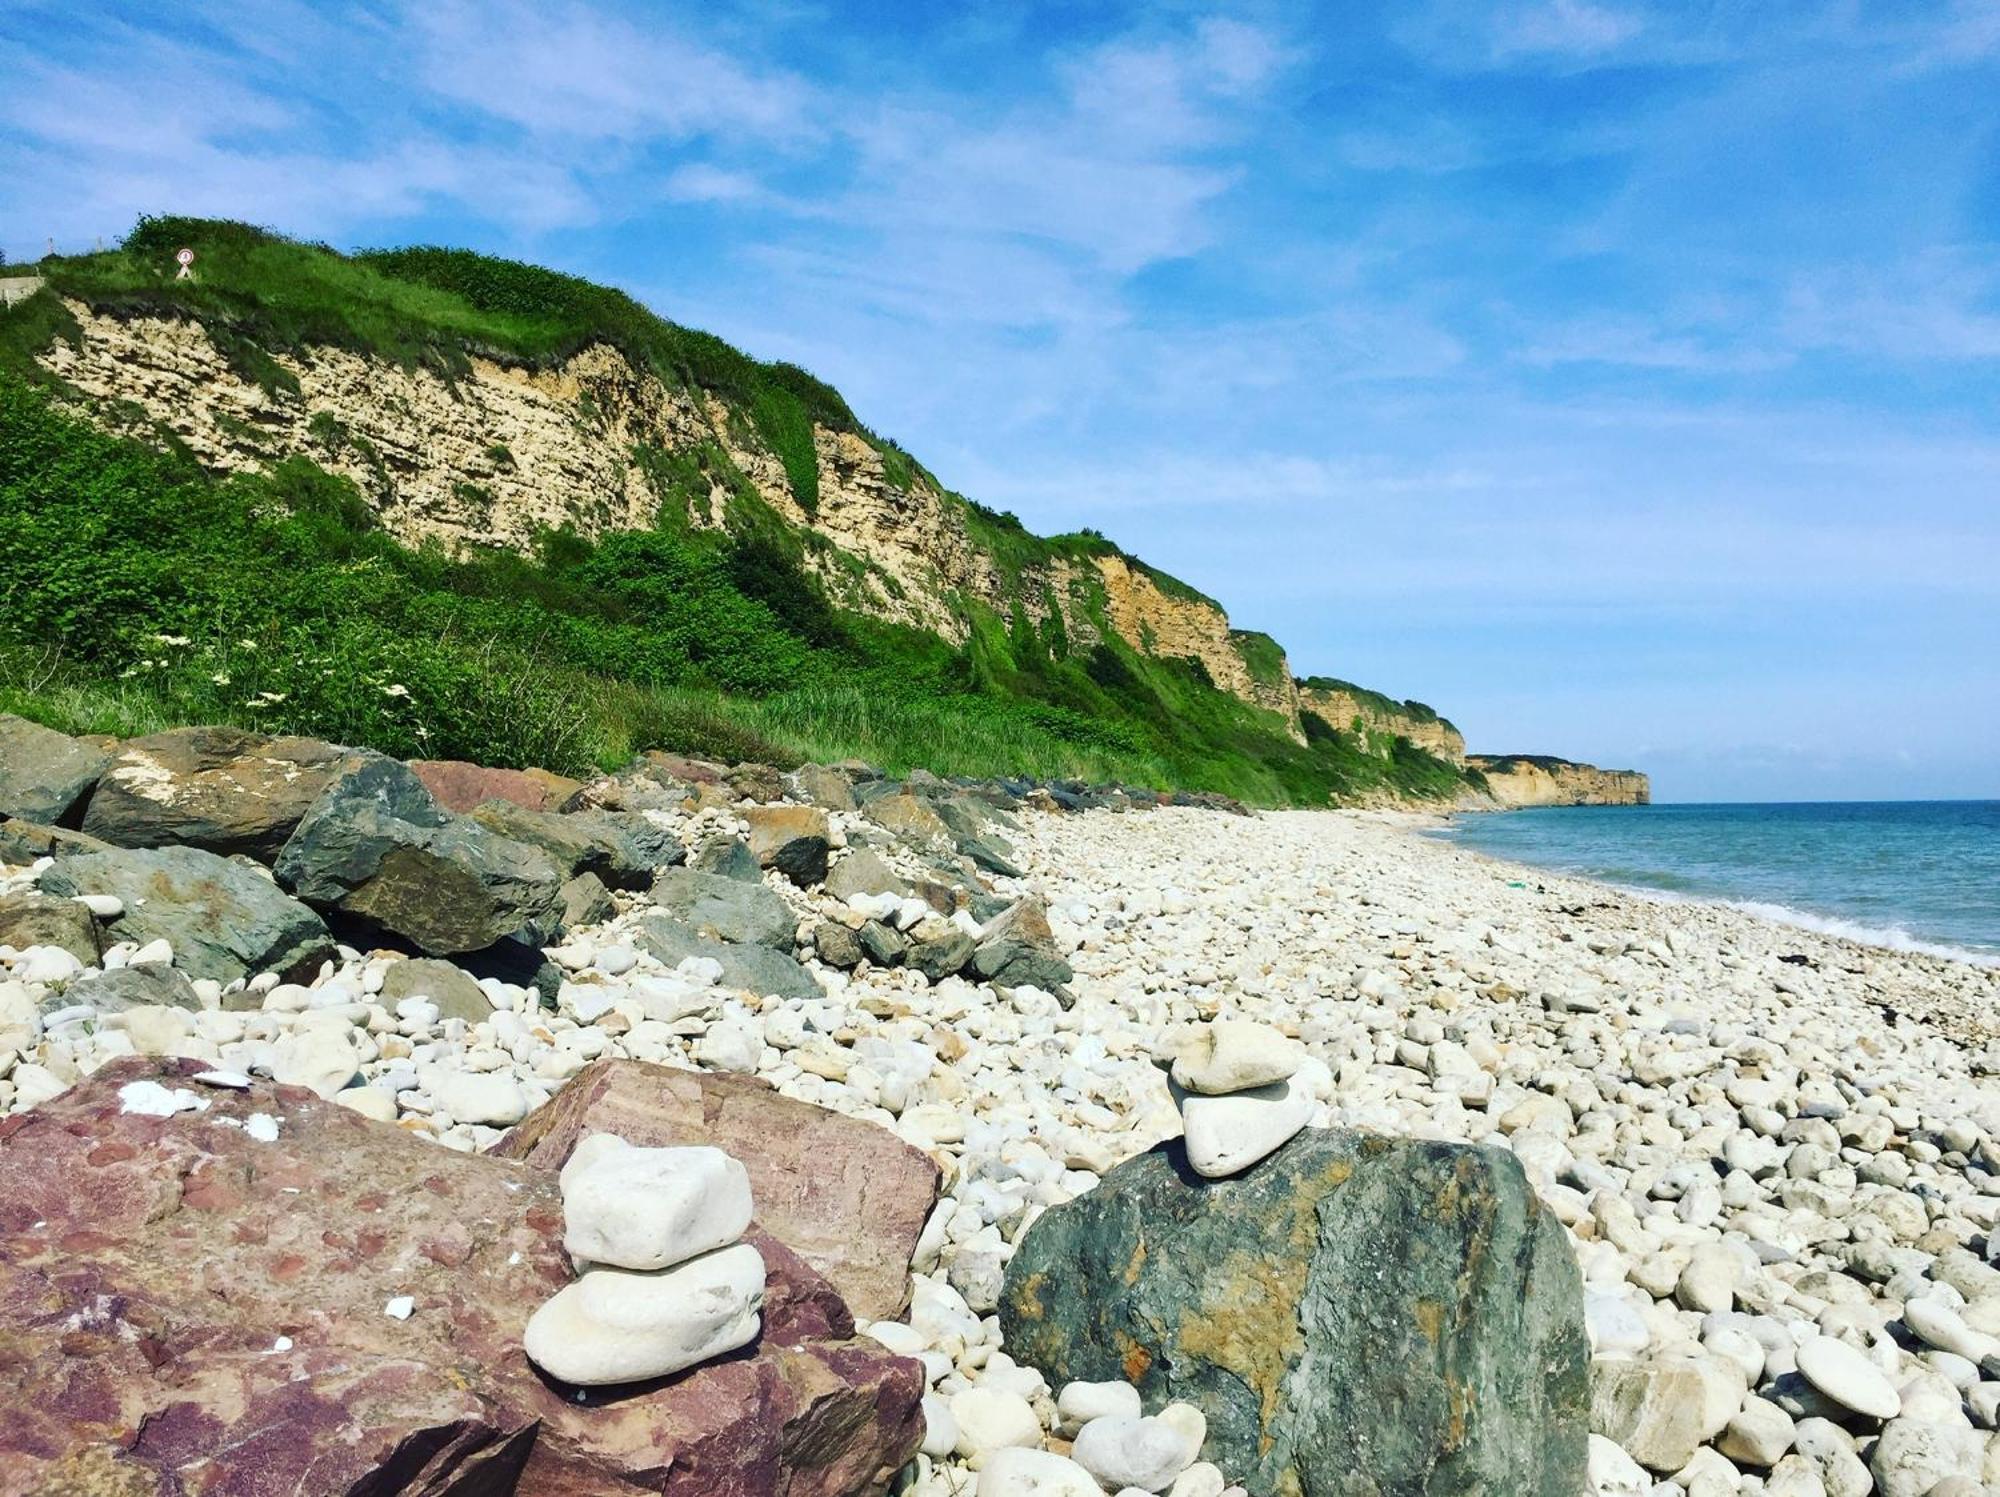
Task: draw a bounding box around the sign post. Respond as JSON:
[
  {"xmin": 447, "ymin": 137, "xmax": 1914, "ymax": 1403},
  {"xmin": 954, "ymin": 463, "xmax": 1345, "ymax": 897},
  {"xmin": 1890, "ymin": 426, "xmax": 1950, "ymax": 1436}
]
[{"xmin": 175, "ymin": 247, "xmax": 195, "ymax": 281}]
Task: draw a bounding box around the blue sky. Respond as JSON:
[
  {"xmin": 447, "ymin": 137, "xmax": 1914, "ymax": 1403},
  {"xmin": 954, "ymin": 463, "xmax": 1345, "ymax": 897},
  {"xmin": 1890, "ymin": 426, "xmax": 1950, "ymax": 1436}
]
[{"xmin": 4, "ymin": 0, "xmax": 1998, "ymax": 800}]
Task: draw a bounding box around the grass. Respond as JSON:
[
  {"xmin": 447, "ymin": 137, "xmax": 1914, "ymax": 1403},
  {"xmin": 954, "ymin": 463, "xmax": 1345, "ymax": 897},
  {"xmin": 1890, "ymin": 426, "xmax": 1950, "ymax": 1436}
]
[{"xmin": 1, "ymin": 218, "xmax": 1482, "ymax": 807}]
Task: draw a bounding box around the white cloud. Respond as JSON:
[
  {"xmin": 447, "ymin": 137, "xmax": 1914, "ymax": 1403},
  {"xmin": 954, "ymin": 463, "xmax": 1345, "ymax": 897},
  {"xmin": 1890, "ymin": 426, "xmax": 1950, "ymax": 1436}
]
[
  {"xmin": 1489, "ymin": 0, "xmax": 1645, "ymax": 60},
  {"xmin": 663, "ymin": 164, "xmax": 765, "ymax": 204}
]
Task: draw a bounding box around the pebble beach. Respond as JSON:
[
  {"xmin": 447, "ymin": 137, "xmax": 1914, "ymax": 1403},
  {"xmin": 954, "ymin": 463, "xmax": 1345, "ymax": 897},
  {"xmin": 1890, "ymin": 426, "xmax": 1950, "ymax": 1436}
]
[{"xmin": 7, "ymin": 785, "xmax": 2000, "ymax": 1494}]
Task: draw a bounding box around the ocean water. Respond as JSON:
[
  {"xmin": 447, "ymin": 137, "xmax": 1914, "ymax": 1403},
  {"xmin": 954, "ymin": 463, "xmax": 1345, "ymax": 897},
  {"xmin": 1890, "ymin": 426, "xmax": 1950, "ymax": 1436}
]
[{"xmin": 1429, "ymin": 801, "xmax": 2000, "ymax": 965}]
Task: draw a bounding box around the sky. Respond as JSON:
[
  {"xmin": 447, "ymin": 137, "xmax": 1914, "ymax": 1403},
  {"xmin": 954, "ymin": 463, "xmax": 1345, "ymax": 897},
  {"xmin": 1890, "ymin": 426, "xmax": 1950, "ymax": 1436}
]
[{"xmin": 3, "ymin": 0, "xmax": 1998, "ymax": 801}]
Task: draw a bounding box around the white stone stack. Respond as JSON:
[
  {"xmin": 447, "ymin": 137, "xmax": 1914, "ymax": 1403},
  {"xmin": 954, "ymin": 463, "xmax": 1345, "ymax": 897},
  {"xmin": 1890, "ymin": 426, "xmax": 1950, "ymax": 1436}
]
[
  {"xmin": 523, "ymin": 1131, "xmax": 768, "ymax": 1386},
  {"xmin": 1168, "ymin": 1019, "xmax": 1329, "ymax": 1179}
]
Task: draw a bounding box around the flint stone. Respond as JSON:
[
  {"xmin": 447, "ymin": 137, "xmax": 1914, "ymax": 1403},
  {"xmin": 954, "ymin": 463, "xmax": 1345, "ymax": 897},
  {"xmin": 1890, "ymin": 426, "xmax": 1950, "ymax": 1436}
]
[
  {"xmin": 635, "ymin": 915, "xmax": 821, "ymax": 1002},
  {"xmin": 408, "ymin": 759, "xmax": 583, "ymax": 814},
  {"xmin": 379, "ymin": 957, "xmax": 494, "ymax": 1022},
  {"xmin": 651, "ymin": 867, "xmax": 795, "ymax": 951},
  {"xmin": 0, "ymin": 1057, "xmax": 923, "ymax": 1496},
  {"xmin": 999, "ymin": 1128, "xmax": 1589, "ymax": 1496},
  {"xmin": 82, "ymin": 727, "xmax": 362, "ymax": 860},
  {"xmin": 38, "ymin": 846, "xmax": 331, "ymax": 985},
  {"xmin": 493, "ymin": 1058, "xmax": 940, "ymax": 1320},
  {"xmin": 524, "ymin": 1243, "xmax": 767, "ymax": 1387},
  {"xmin": 275, "ymin": 756, "xmax": 565, "ymax": 955},
  {"xmin": 560, "ymin": 1133, "xmax": 754, "ymax": 1272},
  {"xmin": 0, "ymin": 714, "xmax": 110, "ymax": 827},
  {"xmin": 0, "ymin": 891, "xmax": 101, "ymax": 964},
  {"xmin": 1175, "ymin": 1061, "xmax": 1324, "ymax": 1179},
  {"xmin": 1170, "ymin": 1020, "xmax": 1305, "ymax": 1096},
  {"xmin": 1590, "ymin": 1356, "xmax": 1747, "ymax": 1471}
]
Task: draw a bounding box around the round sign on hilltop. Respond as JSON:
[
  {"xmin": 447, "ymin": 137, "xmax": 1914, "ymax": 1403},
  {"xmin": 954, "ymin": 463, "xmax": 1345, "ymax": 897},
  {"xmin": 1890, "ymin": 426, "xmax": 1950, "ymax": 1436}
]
[{"xmin": 176, "ymin": 248, "xmax": 195, "ymax": 266}]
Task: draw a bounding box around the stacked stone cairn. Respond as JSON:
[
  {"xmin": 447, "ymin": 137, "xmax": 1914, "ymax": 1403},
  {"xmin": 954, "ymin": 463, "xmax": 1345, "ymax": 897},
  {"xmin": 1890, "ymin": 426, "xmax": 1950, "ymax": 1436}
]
[
  {"xmin": 523, "ymin": 1131, "xmax": 768, "ymax": 1386},
  {"xmin": 1167, "ymin": 1018, "xmax": 1331, "ymax": 1177}
]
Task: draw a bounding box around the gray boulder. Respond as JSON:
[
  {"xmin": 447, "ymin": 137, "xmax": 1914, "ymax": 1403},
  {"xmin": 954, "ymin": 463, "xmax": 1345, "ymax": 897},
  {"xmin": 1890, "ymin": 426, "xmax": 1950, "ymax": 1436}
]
[
  {"xmin": 559, "ymin": 872, "xmax": 616, "ymax": 928},
  {"xmin": 650, "ymin": 867, "xmax": 794, "ymax": 952},
  {"xmin": 634, "ymin": 915, "xmax": 822, "ymax": 1001},
  {"xmin": 467, "ymin": 801, "xmax": 680, "ymax": 890},
  {"xmin": 999, "ymin": 1129, "xmax": 1589, "ymax": 1497},
  {"xmin": 970, "ymin": 898, "xmax": 1074, "ymax": 992},
  {"xmin": 824, "ymin": 849, "xmax": 910, "ymax": 903},
  {"xmin": 0, "ymin": 817, "xmax": 110, "ymax": 865},
  {"xmin": 81, "ymin": 727, "xmax": 361, "ymax": 860},
  {"xmin": 378, "ymin": 957, "xmax": 494, "ymax": 1023},
  {"xmin": 812, "ymin": 921, "xmax": 865, "ymax": 970},
  {"xmin": 62, "ymin": 964, "xmax": 202, "ymax": 1013},
  {"xmin": 0, "ymin": 714, "xmax": 110, "ymax": 826},
  {"xmin": 690, "ymin": 836, "xmax": 762, "ymax": 883},
  {"xmin": 909, "ymin": 928, "xmax": 976, "ymax": 982},
  {"xmin": 0, "ymin": 892, "xmax": 102, "ymax": 964},
  {"xmin": 38, "ymin": 847, "xmax": 332, "ymax": 985},
  {"xmin": 274, "ymin": 756, "xmax": 565, "ymax": 956}
]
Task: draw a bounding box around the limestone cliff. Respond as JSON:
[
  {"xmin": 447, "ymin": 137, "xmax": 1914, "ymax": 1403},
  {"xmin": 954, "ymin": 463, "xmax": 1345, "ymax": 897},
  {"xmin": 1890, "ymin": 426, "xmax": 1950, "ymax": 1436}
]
[
  {"xmin": 1296, "ymin": 679, "xmax": 1466, "ymax": 765},
  {"xmin": 1465, "ymin": 756, "xmax": 1650, "ymax": 808}
]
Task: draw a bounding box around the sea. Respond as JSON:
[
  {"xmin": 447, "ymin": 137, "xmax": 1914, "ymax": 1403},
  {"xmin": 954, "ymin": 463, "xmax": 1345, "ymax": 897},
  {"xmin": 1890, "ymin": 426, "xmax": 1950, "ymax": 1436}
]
[{"xmin": 1428, "ymin": 801, "xmax": 2000, "ymax": 966}]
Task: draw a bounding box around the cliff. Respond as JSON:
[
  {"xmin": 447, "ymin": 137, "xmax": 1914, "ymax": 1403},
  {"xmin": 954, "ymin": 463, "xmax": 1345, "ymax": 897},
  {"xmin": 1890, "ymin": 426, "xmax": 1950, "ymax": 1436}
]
[
  {"xmin": 0, "ymin": 217, "xmax": 1639, "ymax": 806},
  {"xmin": 1465, "ymin": 756, "xmax": 1651, "ymax": 808},
  {"xmin": 1297, "ymin": 678, "xmax": 1465, "ymax": 765}
]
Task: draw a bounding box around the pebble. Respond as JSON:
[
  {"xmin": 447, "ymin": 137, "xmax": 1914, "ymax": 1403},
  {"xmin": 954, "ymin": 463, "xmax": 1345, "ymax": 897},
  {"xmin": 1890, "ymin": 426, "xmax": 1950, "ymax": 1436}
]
[
  {"xmin": 1071, "ymin": 1414, "xmax": 1200, "ymax": 1493},
  {"xmin": 522, "ymin": 1242, "xmax": 766, "ymax": 1385},
  {"xmin": 1796, "ymin": 1337, "xmax": 1902, "ymax": 1422},
  {"xmin": 557, "ymin": 1134, "xmax": 753, "ymax": 1272}
]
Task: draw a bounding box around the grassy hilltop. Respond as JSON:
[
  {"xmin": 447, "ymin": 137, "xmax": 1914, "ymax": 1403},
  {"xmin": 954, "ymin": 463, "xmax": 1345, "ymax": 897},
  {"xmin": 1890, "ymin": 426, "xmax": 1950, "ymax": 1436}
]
[{"xmin": 0, "ymin": 217, "xmax": 1475, "ymax": 806}]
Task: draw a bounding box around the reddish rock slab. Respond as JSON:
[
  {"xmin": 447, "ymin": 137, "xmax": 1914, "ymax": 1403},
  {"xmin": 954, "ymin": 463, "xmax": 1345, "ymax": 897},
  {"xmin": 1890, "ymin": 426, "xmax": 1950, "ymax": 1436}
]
[
  {"xmin": 409, "ymin": 760, "xmax": 585, "ymax": 815},
  {"xmin": 0, "ymin": 1058, "xmax": 922, "ymax": 1496},
  {"xmin": 494, "ymin": 1060, "xmax": 940, "ymax": 1322}
]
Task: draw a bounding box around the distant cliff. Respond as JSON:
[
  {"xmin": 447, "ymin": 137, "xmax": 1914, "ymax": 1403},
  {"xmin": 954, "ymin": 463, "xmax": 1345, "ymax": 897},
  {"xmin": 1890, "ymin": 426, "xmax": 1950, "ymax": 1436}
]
[
  {"xmin": 1465, "ymin": 756, "xmax": 1650, "ymax": 808},
  {"xmin": 1297, "ymin": 678, "xmax": 1465, "ymax": 765}
]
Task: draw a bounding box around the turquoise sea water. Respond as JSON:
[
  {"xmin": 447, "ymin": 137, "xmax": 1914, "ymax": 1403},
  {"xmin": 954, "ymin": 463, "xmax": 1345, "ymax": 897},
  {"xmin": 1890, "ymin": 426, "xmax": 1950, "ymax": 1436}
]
[{"xmin": 1430, "ymin": 801, "xmax": 2000, "ymax": 964}]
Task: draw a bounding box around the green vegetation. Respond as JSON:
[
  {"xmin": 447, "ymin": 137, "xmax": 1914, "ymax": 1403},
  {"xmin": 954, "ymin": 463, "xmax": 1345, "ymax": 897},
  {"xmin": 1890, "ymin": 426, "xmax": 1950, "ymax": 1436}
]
[
  {"xmin": 0, "ymin": 218, "xmax": 1480, "ymax": 807},
  {"xmin": 1299, "ymin": 675, "xmax": 1457, "ymax": 732},
  {"xmin": 1229, "ymin": 630, "xmax": 1289, "ymax": 688}
]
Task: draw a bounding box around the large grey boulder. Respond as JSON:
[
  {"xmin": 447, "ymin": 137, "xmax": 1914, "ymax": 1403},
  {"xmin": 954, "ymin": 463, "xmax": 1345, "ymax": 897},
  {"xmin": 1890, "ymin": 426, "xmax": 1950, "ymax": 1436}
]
[
  {"xmin": 0, "ymin": 714, "xmax": 110, "ymax": 826},
  {"xmin": 634, "ymin": 914, "xmax": 822, "ymax": 1002},
  {"xmin": 466, "ymin": 801, "xmax": 681, "ymax": 890},
  {"xmin": 970, "ymin": 898, "xmax": 1074, "ymax": 992},
  {"xmin": 650, "ymin": 867, "xmax": 795, "ymax": 951},
  {"xmin": 999, "ymin": 1129, "xmax": 1590, "ymax": 1497},
  {"xmin": 81, "ymin": 727, "xmax": 362, "ymax": 860},
  {"xmin": 38, "ymin": 847, "xmax": 332, "ymax": 985},
  {"xmin": 274, "ymin": 756, "xmax": 565, "ymax": 956},
  {"xmin": 62, "ymin": 964, "xmax": 203, "ymax": 1013},
  {"xmin": 0, "ymin": 817, "xmax": 110, "ymax": 865}
]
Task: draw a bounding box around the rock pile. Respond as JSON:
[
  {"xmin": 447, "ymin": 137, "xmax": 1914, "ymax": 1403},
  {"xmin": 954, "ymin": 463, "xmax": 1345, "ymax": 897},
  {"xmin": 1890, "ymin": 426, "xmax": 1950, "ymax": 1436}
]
[
  {"xmin": 524, "ymin": 1132, "xmax": 769, "ymax": 1386},
  {"xmin": 1166, "ymin": 1017, "xmax": 1327, "ymax": 1176}
]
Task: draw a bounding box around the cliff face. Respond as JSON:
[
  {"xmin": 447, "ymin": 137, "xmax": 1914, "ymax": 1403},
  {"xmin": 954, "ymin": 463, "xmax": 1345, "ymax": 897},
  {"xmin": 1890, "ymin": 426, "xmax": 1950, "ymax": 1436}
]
[
  {"xmin": 1297, "ymin": 681, "xmax": 1465, "ymax": 765},
  {"xmin": 1466, "ymin": 756, "xmax": 1650, "ymax": 808},
  {"xmin": 15, "ymin": 225, "xmax": 1643, "ymax": 800}
]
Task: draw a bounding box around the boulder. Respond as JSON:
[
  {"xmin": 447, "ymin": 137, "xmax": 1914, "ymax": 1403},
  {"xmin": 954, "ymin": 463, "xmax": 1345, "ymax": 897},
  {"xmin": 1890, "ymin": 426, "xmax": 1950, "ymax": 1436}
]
[
  {"xmin": 0, "ymin": 815, "xmax": 110, "ymax": 865},
  {"xmin": 864, "ymin": 794, "xmax": 953, "ymax": 848},
  {"xmin": 379, "ymin": 957, "xmax": 495, "ymax": 1022},
  {"xmin": 650, "ymin": 867, "xmax": 796, "ymax": 951},
  {"xmin": 812, "ymin": 921, "xmax": 866, "ymax": 969},
  {"xmin": 999, "ymin": 1129, "xmax": 1589, "ymax": 1496},
  {"xmin": 970, "ymin": 899, "xmax": 1074, "ymax": 993},
  {"xmin": 274, "ymin": 756, "xmax": 565, "ymax": 955},
  {"xmin": 81, "ymin": 727, "xmax": 363, "ymax": 860},
  {"xmin": 62, "ymin": 963, "xmax": 202, "ymax": 1013},
  {"xmin": 691, "ymin": 835, "xmax": 763, "ymax": 882},
  {"xmin": 0, "ymin": 712, "xmax": 110, "ymax": 826},
  {"xmin": 0, "ymin": 890, "xmax": 101, "ymax": 964},
  {"xmin": 741, "ymin": 805, "xmax": 832, "ymax": 886},
  {"xmin": 825, "ymin": 848, "xmax": 910, "ymax": 902},
  {"xmin": 559, "ymin": 871, "xmax": 616, "ymax": 927},
  {"xmin": 785, "ymin": 764, "xmax": 857, "ymax": 813},
  {"xmin": 408, "ymin": 758, "xmax": 584, "ymax": 814},
  {"xmin": 723, "ymin": 762, "xmax": 788, "ymax": 803},
  {"xmin": 0, "ymin": 1057, "xmax": 924, "ymax": 1496},
  {"xmin": 635, "ymin": 916, "xmax": 822, "ymax": 1001},
  {"xmin": 493, "ymin": 1059, "xmax": 941, "ymax": 1321},
  {"xmin": 1589, "ymin": 1357, "xmax": 1746, "ymax": 1472},
  {"xmin": 38, "ymin": 846, "xmax": 332, "ymax": 985},
  {"xmin": 469, "ymin": 801, "xmax": 682, "ymax": 890}
]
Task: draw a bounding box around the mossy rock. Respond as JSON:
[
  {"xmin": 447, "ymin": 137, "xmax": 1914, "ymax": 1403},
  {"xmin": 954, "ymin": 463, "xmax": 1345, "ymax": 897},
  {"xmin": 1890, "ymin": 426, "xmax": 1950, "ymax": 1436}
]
[{"xmin": 998, "ymin": 1128, "xmax": 1588, "ymax": 1496}]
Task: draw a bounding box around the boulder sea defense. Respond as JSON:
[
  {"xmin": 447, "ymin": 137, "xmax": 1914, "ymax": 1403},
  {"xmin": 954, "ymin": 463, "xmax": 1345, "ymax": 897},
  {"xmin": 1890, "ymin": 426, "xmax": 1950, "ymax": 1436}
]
[{"xmin": 999, "ymin": 1128, "xmax": 1590, "ymax": 1496}]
